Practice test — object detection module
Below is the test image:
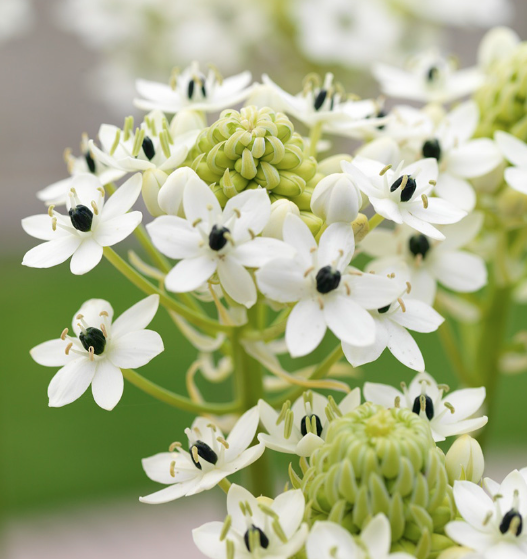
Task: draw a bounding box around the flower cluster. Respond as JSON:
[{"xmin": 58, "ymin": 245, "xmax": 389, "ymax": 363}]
[{"xmin": 23, "ymin": 24, "xmax": 527, "ymax": 559}]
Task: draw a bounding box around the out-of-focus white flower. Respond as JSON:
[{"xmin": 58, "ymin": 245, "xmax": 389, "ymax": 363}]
[
  {"xmin": 147, "ymin": 179, "xmax": 293, "ymax": 308},
  {"xmin": 345, "ymin": 156, "xmax": 465, "ymax": 240},
  {"xmin": 342, "ymin": 292, "xmax": 444, "ymax": 372},
  {"xmin": 495, "ymin": 131, "xmax": 527, "ymax": 196},
  {"xmin": 373, "ymin": 51, "xmax": 483, "ymax": 104},
  {"xmin": 310, "ymin": 172, "xmax": 362, "ymax": 225},
  {"xmin": 30, "ymin": 296, "xmax": 163, "ymax": 410},
  {"xmin": 478, "ymin": 26, "xmax": 520, "ymax": 70},
  {"xmin": 360, "ymin": 214, "xmax": 487, "ymax": 305},
  {"xmin": 193, "ymin": 484, "xmax": 308, "ymax": 559},
  {"xmin": 22, "ymin": 174, "xmax": 142, "ymax": 275},
  {"xmin": 258, "ymin": 389, "xmax": 360, "ymax": 457},
  {"xmin": 261, "ymin": 199, "xmax": 300, "ymax": 240},
  {"xmin": 256, "ymin": 214, "xmax": 404, "ymax": 357},
  {"xmin": 446, "ymin": 470, "xmax": 527, "ymax": 558},
  {"xmin": 0, "ymin": 0, "xmax": 33, "ymax": 43},
  {"xmin": 446, "ymin": 435, "xmax": 485, "ymax": 485},
  {"xmin": 364, "ymin": 372, "xmax": 488, "ymax": 442},
  {"xmin": 135, "ymin": 62, "xmax": 253, "ymax": 114},
  {"xmin": 140, "ymin": 409, "xmax": 264, "ymax": 504}
]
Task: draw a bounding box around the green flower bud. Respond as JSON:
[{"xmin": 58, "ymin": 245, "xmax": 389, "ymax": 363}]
[
  {"xmin": 190, "ymin": 106, "xmax": 321, "ymax": 210},
  {"xmin": 299, "ymin": 211, "xmax": 323, "ymax": 237},
  {"xmin": 142, "ymin": 168, "xmax": 168, "ymax": 217},
  {"xmin": 299, "ymin": 404, "xmax": 455, "ymax": 558},
  {"xmin": 445, "ymin": 435, "xmax": 484, "ymax": 485}
]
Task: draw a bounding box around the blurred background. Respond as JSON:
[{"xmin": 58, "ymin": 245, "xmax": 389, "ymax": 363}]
[{"xmin": 2, "ymin": 0, "xmax": 527, "ymax": 557}]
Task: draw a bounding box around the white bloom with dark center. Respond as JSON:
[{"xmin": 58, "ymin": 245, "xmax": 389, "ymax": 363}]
[
  {"xmin": 30, "ymin": 296, "xmax": 163, "ymax": 410},
  {"xmin": 364, "ymin": 372, "xmax": 488, "ymax": 442},
  {"xmin": 344, "ymin": 156, "xmax": 466, "ymax": 240},
  {"xmin": 22, "ymin": 174, "xmax": 142, "ymax": 275},
  {"xmin": 147, "ymin": 180, "xmax": 293, "ymax": 308},
  {"xmin": 257, "ymin": 389, "xmax": 360, "ymax": 457},
  {"xmin": 373, "ymin": 51, "xmax": 484, "ymax": 105},
  {"xmin": 342, "ymin": 293, "xmax": 444, "ymax": 372},
  {"xmin": 135, "ymin": 62, "xmax": 253, "ymax": 114},
  {"xmin": 140, "ymin": 409, "xmax": 264, "ymax": 504},
  {"xmin": 446, "ymin": 470, "xmax": 527, "ymax": 558},
  {"xmin": 256, "ymin": 214, "xmax": 404, "ymax": 357},
  {"xmin": 495, "ymin": 131, "xmax": 527, "ymax": 196},
  {"xmin": 193, "ymin": 483, "xmax": 308, "ymax": 559},
  {"xmin": 306, "ymin": 515, "xmax": 414, "ymax": 559},
  {"xmin": 360, "ymin": 214, "xmax": 487, "ymax": 305}
]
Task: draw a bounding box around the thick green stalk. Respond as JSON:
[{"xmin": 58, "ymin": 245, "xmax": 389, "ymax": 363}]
[
  {"xmin": 367, "ymin": 213, "xmax": 384, "ymax": 232},
  {"xmin": 308, "ymin": 121, "xmax": 323, "ymax": 158}
]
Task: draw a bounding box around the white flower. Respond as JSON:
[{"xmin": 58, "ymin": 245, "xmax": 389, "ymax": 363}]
[
  {"xmin": 310, "ymin": 172, "xmax": 362, "ymax": 225},
  {"xmin": 342, "ymin": 292, "xmax": 444, "ymax": 372},
  {"xmin": 344, "ymin": 156, "xmax": 466, "ymax": 240},
  {"xmin": 364, "ymin": 372, "xmax": 488, "ymax": 442},
  {"xmin": 373, "ymin": 51, "xmax": 483, "ymax": 104},
  {"xmin": 495, "ymin": 131, "xmax": 527, "ymax": 196},
  {"xmin": 37, "ymin": 135, "xmax": 126, "ymax": 206},
  {"xmin": 147, "ymin": 179, "xmax": 293, "ymax": 308},
  {"xmin": 135, "ymin": 62, "xmax": 253, "ymax": 114},
  {"xmin": 257, "ymin": 389, "xmax": 360, "ymax": 457},
  {"xmin": 156, "ymin": 167, "xmax": 205, "ymax": 216},
  {"xmin": 446, "ymin": 470, "xmax": 527, "ymax": 558},
  {"xmin": 30, "ymin": 295, "xmax": 163, "ymax": 410},
  {"xmin": 193, "ymin": 483, "xmax": 308, "ymax": 559},
  {"xmin": 360, "ymin": 213, "xmax": 487, "ymax": 305},
  {"xmin": 261, "ymin": 200, "xmax": 300, "ymax": 240},
  {"xmin": 306, "ymin": 515, "xmax": 414, "ymax": 559},
  {"xmin": 445, "ymin": 435, "xmax": 485, "ymax": 485},
  {"xmin": 256, "ymin": 214, "xmax": 404, "ymax": 357},
  {"xmin": 22, "ymin": 174, "xmax": 142, "ymax": 275},
  {"xmin": 261, "ymin": 73, "xmax": 379, "ymax": 129},
  {"xmin": 140, "ymin": 408, "xmax": 265, "ymax": 504}
]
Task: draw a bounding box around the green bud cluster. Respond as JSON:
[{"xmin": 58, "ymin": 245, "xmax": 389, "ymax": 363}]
[
  {"xmin": 190, "ymin": 105, "xmax": 323, "ymax": 235},
  {"xmin": 475, "ymin": 42, "xmax": 527, "ymax": 141},
  {"xmin": 296, "ymin": 404, "xmax": 455, "ymax": 559}
]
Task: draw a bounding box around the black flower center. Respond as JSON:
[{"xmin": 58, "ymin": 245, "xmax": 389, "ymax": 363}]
[
  {"xmin": 422, "ymin": 139, "xmax": 442, "ymax": 161},
  {"xmin": 190, "ymin": 440, "xmax": 218, "ymax": 470},
  {"xmin": 188, "ymin": 75, "xmax": 207, "ymax": 100},
  {"xmin": 313, "ymin": 89, "xmax": 328, "ymax": 111},
  {"xmin": 85, "ymin": 151, "xmax": 96, "ymax": 173},
  {"xmin": 208, "ymin": 225, "xmax": 230, "ymax": 251},
  {"xmin": 142, "ymin": 136, "xmax": 156, "ymax": 161},
  {"xmin": 316, "ymin": 266, "xmax": 341, "ymax": 294},
  {"xmin": 69, "ymin": 205, "xmax": 94, "ymax": 232},
  {"xmin": 79, "ymin": 327, "xmax": 106, "ymax": 355},
  {"xmin": 390, "ymin": 175, "xmax": 417, "ymax": 202},
  {"xmin": 412, "ymin": 395, "xmax": 434, "ymax": 421},
  {"xmin": 244, "ymin": 525, "xmax": 269, "ymax": 551},
  {"xmin": 500, "ymin": 510, "xmax": 523, "ymax": 536},
  {"xmin": 408, "ymin": 234, "xmax": 431, "ymax": 259},
  {"xmin": 378, "ymin": 304, "xmax": 391, "ymax": 314},
  {"xmin": 300, "ymin": 414, "xmax": 323, "ymax": 437},
  {"xmin": 427, "ymin": 66, "xmax": 440, "ymax": 83}
]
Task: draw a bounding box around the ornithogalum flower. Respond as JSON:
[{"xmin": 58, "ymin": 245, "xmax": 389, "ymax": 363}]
[
  {"xmin": 30, "ymin": 296, "xmax": 163, "ymax": 410},
  {"xmin": 495, "ymin": 130, "xmax": 527, "ymax": 195},
  {"xmin": 140, "ymin": 408, "xmax": 264, "ymax": 504},
  {"xmin": 22, "ymin": 173, "xmax": 142, "ymax": 275},
  {"xmin": 364, "ymin": 372, "xmax": 488, "ymax": 442}
]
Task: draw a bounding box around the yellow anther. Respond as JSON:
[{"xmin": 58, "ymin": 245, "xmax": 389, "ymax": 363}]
[
  {"xmin": 304, "ymin": 266, "xmax": 314, "ymax": 278},
  {"xmin": 170, "ymin": 460, "xmax": 176, "ymax": 477},
  {"xmin": 318, "ymin": 297, "xmax": 324, "ymax": 310},
  {"xmin": 429, "ymin": 180, "xmax": 437, "ymax": 186},
  {"xmin": 233, "ymin": 208, "xmax": 241, "ymax": 218},
  {"xmin": 51, "ymin": 217, "xmax": 57, "ymax": 232},
  {"xmin": 48, "ymin": 205, "xmax": 55, "ymax": 217},
  {"xmin": 168, "ymin": 441, "xmax": 182, "ymax": 452},
  {"xmin": 192, "ymin": 218, "xmax": 202, "ymax": 227},
  {"xmin": 65, "ymin": 342, "xmax": 73, "ymax": 355},
  {"xmin": 60, "ymin": 328, "xmax": 69, "ymax": 340},
  {"xmin": 88, "ymin": 346, "xmax": 95, "ymax": 361},
  {"xmin": 380, "ymin": 164, "xmax": 392, "ymax": 176},
  {"xmin": 219, "ymin": 515, "xmax": 232, "ymax": 541},
  {"xmin": 109, "ymin": 129, "xmax": 121, "ymax": 156},
  {"xmin": 217, "ymin": 437, "xmax": 229, "ymax": 449},
  {"xmin": 421, "ymin": 194, "xmax": 429, "ymax": 209},
  {"xmin": 191, "ymin": 446, "xmax": 200, "ymax": 463},
  {"xmin": 444, "ymin": 402, "xmax": 455, "ymax": 414},
  {"xmin": 406, "ymin": 281, "xmax": 412, "ymax": 293},
  {"xmin": 91, "ymin": 200, "xmax": 99, "ymax": 215},
  {"xmin": 100, "ymin": 324, "xmax": 108, "ymax": 338},
  {"xmin": 394, "ymin": 396, "xmax": 401, "ymax": 408},
  {"xmin": 99, "ymin": 311, "xmax": 109, "ymax": 317}
]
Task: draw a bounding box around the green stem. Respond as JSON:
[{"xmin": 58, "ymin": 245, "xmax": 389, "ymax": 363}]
[
  {"xmin": 103, "ymin": 247, "xmax": 231, "ymax": 335},
  {"xmin": 241, "ymin": 311, "xmax": 290, "ymax": 341},
  {"xmin": 308, "ymin": 121, "xmax": 323, "ymax": 158},
  {"xmin": 436, "ymin": 317, "xmax": 474, "ymax": 386},
  {"xmin": 122, "ymin": 369, "xmax": 240, "ymax": 414},
  {"xmin": 218, "ymin": 478, "xmax": 232, "ymax": 494},
  {"xmin": 368, "ymin": 213, "xmax": 384, "ymax": 232}
]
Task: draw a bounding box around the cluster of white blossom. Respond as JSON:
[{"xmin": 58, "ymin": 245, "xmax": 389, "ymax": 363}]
[{"xmin": 23, "ymin": 24, "xmax": 527, "ymax": 559}]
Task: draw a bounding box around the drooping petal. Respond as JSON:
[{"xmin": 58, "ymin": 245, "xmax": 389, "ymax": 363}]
[
  {"xmin": 93, "ymin": 212, "xmax": 142, "ymax": 247},
  {"xmin": 384, "ymin": 319, "xmax": 425, "ymax": 372},
  {"xmin": 22, "ymin": 236, "xmax": 81, "ymax": 269},
  {"xmin": 256, "ymin": 258, "xmax": 308, "ymax": 303},
  {"xmin": 286, "ymin": 299, "xmax": 326, "ymax": 357},
  {"xmin": 217, "ymin": 257, "xmax": 257, "ymax": 308},
  {"xmin": 324, "ymin": 295, "xmax": 376, "ymax": 347},
  {"xmin": 428, "ymin": 250, "xmax": 487, "ymax": 293},
  {"xmin": 146, "ymin": 215, "xmax": 202, "ymax": 259},
  {"xmin": 101, "ymin": 173, "xmax": 142, "ymax": 220},
  {"xmin": 407, "ymin": 198, "xmax": 467, "ymax": 225},
  {"xmin": 164, "ymin": 256, "xmax": 217, "ymax": 292},
  {"xmin": 48, "ymin": 357, "xmax": 97, "ymax": 407},
  {"xmin": 399, "ymin": 209, "xmax": 444, "ymax": 240},
  {"xmin": 111, "ymin": 295, "xmax": 160, "ymax": 339},
  {"xmin": 69, "ymin": 239, "xmax": 104, "ymax": 275},
  {"xmin": 30, "ymin": 339, "xmax": 74, "ymax": 367},
  {"xmin": 106, "ymin": 329, "xmax": 164, "ymax": 369},
  {"xmin": 91, "ymin": 359, "xmax": 124, "ymax": 411},
  {"xmin": 445, "ymin": 521, "xmax": 496, "ymax": 551}
]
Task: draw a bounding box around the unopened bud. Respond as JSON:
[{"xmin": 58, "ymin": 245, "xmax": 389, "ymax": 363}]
[
  {"xmin": 262, "ymin": 199, "xmax": 300, "ymax": 239},
  {"xmin": 317, "ymin": 154, "xmax": 353, "ymax": 175},
  {"xmin": 142, "ymin": 168, "xmax": 168, "ymax": 217},
  {"xmin": 158, "ymin": 167, "xmax": 207, "ymax": 216},
  {"xmin": 356, "ymin": 137, "xmax": 399, "ymax": 166},
  {"xmin": 351, "ymin": 213, "xmax": 369, "ymax": 242},
  {"xmin": 437, "ymin": 547, "xmax": 475, "ymax": 559},
  {"xmin": 311, "ymin": 173, "xmax": 361, "ymax": 224},
  {"xmin": 446, "ymin": 435, "xmax": 484, "ymax": 485},
  {"xmin": 300, "ymin": 211, "xmax": 324, "ymax": 237},
  {"xmin": 169, "ymin": 109, "xmax": 206, "ymax": 137}
]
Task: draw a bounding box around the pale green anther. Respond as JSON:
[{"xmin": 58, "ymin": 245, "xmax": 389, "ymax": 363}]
[
  {"xmin": 162, "ymin": 118, "xmax": 174, "ymax": 144},
  {"xmin": 244, "ymin": 501, "xmax": 253, "ymax": 517},
  {"xmin": 239, "ymin": 501, "xmax": 247, "ymax": 516},
  {"xmin": 284, "ymin": 409, "xmax": 294, "ymax": 440},
  {"xmin": 272, "ymin": 520, "xmax": 288, "ymax": 543},
  {"xmin": 325, "ymin": 406, "xmax": 336, "ymax": 423},
  {"xmin": 226, "ymin": 539, "xmax": 235, "ymax": 559},
  {"xmin": 303, "ymin": 390, "xmax": 313, "ymax": 408},
  {"xmin": 249, "ymin": 529, "xmax": 260, "ymax": 551},
  {"xmin": 123, "ymin": 116, "xmax": 134, "ymax": 142},
  {"xmin": 327, "ymin": 395, "xmax": 342, "ymax": 418},
  {"xmin": 299, "ymin": 456, "xmax": 310, "ymax": 475},
  {"xmin": 276, "ymin": 400, "xmax": 291, "ymax": 426},
  {"xmin": 258, "ymin": 503, "xmax": 279, "ymax": 520},
  {"xmin": 110, "ymin": 129, "xmax": 121, "ymax": 156},
  {"xmin": 132, "ymin": 128, "xmax": 146, "ymax": 157},
  {"xmin": 288, "ymin": 463, "xmax": 302, "ymax": 489},
  {"xmin": 149, "ymin": 116, "xmax": 157, "ymax": 137},
  {"xmin": 159, "ymin": 130, "xmax": 171, "ymax": 158},
  {"xmin": 310, "ymin": 415, "xmax": 318, "ymax": 435},
  {"xmin": 220, "ymin": 515, "xmax": 232, "ymax": 541}
]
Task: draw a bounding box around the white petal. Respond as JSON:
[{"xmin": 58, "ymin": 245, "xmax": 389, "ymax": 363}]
[
  {"xmin": 400, "ymin": 209, "xmax": 445, "ymax": 240},
  {"xmin": 488, "ymin": 542, "xmax": 527, "ymax": 559},
  {"xmin": 317, "ymin": 223, "xmax": 355, "ymax": 270},
  {"xmin": 390, "ymin": 299, "xmax": 444, "ymax": 333},
  {"xmin": 434, "ymin": 173, "xmax": 476, "ymax": 212},
  {"xmin": 306, "ymin": 521, "xmax": 358, "ymax": 559},
  {"xmin": 347, "ymin": 273, "xmax": 403, "ymax": 309},
  {"xmin": 408, "ymin": 267, "xmax": 437, "ymax": 305},
  {"xmin": 258, "ymin": 433, "xmax": 297, "ymax": 454},
  {"xmin": 22, "ymin": 214, "xmax": 68, "ymax": 241},
  {"xmin": 183, "ymin": 178, "xmax": 221, "ymax": 224},
  {"xmin": 165, "ymin": 256, "xmax": 217, "ymax": 292},
  {"xmin": 91, "ymin": 359, "xmax": 124, "ymax": 410},
  {"xmin": 447, "ymin": 139, "xmax": 503, "ymax": 179},
  {"xmin": 338, "ymin": 388, "xmax": 362, "ymax": 414},
  {"xmin": 495, "ymin": 130, "xmax": 527, "ymax": 166},
  {"xmin": 224, "ymin": 189, "xmax": 271, "ymax": 240},
  {"xmin": 445, "ymin": 521, "xmax": 495, "ymax": 551},
  {"xmin": 146, "ymin": 216, "xmax": 201, "ymax": 259},
  {"xmin": 407, "ymin": 198, "xmax": 467, "ymax": 225},
  {"xmin": 342, "ymin": 320, "xmax": 388, "ymax": 367},
  {"xmin": 139, "ymin": 478, "xmax": 200, "ymax": 504},
  {"xmin": 217, "ymin": 71, "xmax": 252, "ymax": 99},
  {"xmin": 101, "ymin": 174, "xmax": 142, "ymax": 220},
  {"xmin": 72, "ymin": 299, "xmax": 114, "ymax": 336},
  {"xmin": 256, "ymin": 258, "xmax": 307, "ymax": 303},
  {"xmin": 440, "ymin": 211, "xmax": 484, "ymax": 251},
  {"xmin": 384, "ymin": 319, "xmax": 425, "ymax": 372},
  {"xmin": 94, "ymin": 212, "xmax": 142, "ymax": 247},
  {"xmin": 295, "ymin": 433, "xmax": 325, "ymax": 457},
  {"xmin": 272, "ymin": 489, "xmax": 306, "ymax": 538},
  {"xmin": 233, "ymin": 237, "xmax": 295, "ymax": 268},
  {"xmin": 30, "ymin": 339, "xmax": 73, "ymax": 367},
  {"xmin": 359, "ymin": 228, "xmax": 398, "ymax": 258},
  {"xmin": 441, "ymin": 101, "xmax": 479, "ymax": 145},
  {"xmin": 158, "ymin": 167, "xmax": 203, "ymax": 215},
  {"xmin": 370, "ymin": 197, "xmax": 404, "ymax": 223},
  {"xmin": 22, "ymin": 236, "xmax": 81, "ymax": 269},
  {"xmin": 217, "ymin": 257, "xmax": 257, "ymax": 308},
  {"xmin": 70, "ymin": 239, "xmax": 104, "ymax": 275},
  {"xmin": 283, "ymin": 213, "xmax": 317, "ymax": 267},
  {"xmin": 286, "ymin": 299, "xmax": 326, "ymax": 357},
  {"xmin": 342, "ymin": 158, "xmax": 385, "ymax": 198},
  {"xmin": 67, "ymin": 174, "xmax": 104, "ymax": 210},
  {"xmin": 403, "ymin": 158, "xmax": 439, "ymax": 195},
  {"xmin": 453, "ymin": 480, "xmax": 494, "ymax": 528},
  {"xmin": 106, "ymin": 329, "xmax": 164, "ymax": 369},
  {"xmin": 324, "ymin": 295, "xmax": 376, "ymax": 347},
  {"xmin": 499, "ymin": 470, "xmax": 527, "ymax": 518},
  {"xmin": 37, "ymin": 177, "xmax": 73, "ymax": 205},
  {"xmin": 440, "ymin": 387, "xmax": 486, "ymax": 422},
  {"xmin": 141, "ymin": 452, "xmax": 195, "ymax": 485},
  {"xmin": 504, "ymin": 166, "xmax": 527, "ymax": 195},
  {"xmin": 111, "ymin": 295, "xmax": 160, "ymax": 339},
  {"xmin": 429, "ymin": 251, "xmax": 487, "ymax": 293},
  {"xmin": 361, "ymin": 514, "xmax": 391, "ymax": 558},
  {"xmin": 48, "ymin": 357, "xmax": 96, "ymax": 407},
  {"xmin": 363, "ymin": 381, "xmax": 403, "ymax": 408},
  {"xmin": 192, "ymin": 522, "xmax": 226, "ymax": 559},
  {"xmin": 225, "ymin": 406, "xmax": 260, "ymax": 462}
]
